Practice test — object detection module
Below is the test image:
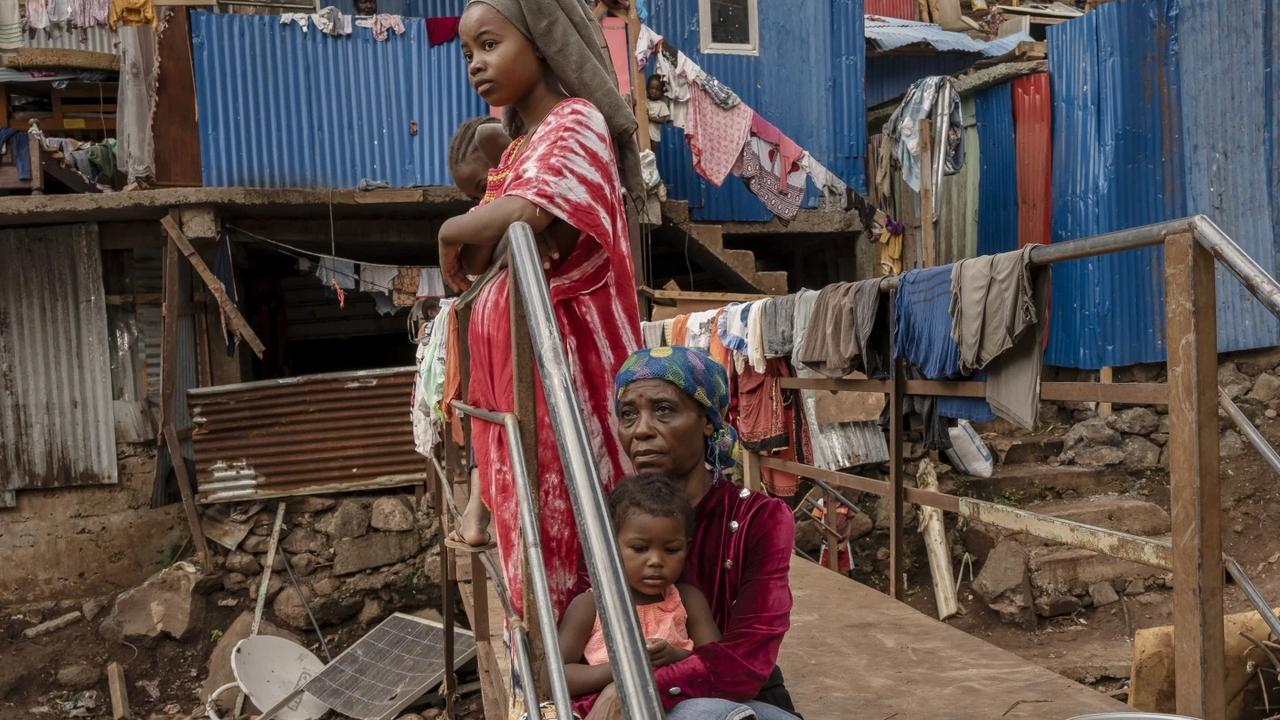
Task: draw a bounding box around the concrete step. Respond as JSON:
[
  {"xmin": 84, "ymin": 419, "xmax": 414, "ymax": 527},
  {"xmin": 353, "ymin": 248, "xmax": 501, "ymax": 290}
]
[
  {"xmin": 1029, "ymin": 544, "xmax": 1168, "ymax": 596},
  {"xmin": 667, "ymin": 218, "xmax": 789, "ymax": 295},
  {"xmin": 973, "ymin": 463, "xmax": 1130, "ymax": 501},
  {"xmin": 988, "ymin": 434, "xmax": 1065, "ymax": 465},
  {"xmin": 963, "ymin": 495, "xmax": 1169, "ymax": 564}
]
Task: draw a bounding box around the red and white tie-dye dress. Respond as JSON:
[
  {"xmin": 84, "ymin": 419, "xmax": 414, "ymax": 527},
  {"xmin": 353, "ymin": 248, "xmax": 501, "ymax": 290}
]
[{"xmin": 467, "ymin": 98, "xmax": 641, "ymax": 620}]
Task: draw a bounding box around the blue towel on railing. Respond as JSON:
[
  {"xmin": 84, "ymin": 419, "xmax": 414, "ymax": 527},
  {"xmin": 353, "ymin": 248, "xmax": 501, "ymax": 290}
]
[
  {"xmin": 0, "ymin": 128, "xmax": 30, "ymax": 181},
  {"xmin": 892, "ymin": 265, "xmax": 995, "ymax": 422}
]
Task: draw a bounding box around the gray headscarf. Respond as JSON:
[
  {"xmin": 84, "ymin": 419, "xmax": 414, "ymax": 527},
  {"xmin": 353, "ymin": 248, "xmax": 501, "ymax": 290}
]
[{"xmin": 465, "ymin": 0, "xmax": 645, "ymax": 251}]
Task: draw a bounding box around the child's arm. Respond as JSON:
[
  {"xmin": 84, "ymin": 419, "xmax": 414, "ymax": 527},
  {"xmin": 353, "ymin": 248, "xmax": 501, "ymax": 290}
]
[
  {"xmin": 558, "ymin": 592, "xmax": 616, "ymax": 697},
  {"xmin": 679, "ymin": 583, "xmax": 721, "ymax": 646}
]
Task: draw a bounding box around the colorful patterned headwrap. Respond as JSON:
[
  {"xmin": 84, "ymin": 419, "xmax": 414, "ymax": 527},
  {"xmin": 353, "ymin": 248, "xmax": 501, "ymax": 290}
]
[{"xmin": 613, "ymin": 346, "xmax": 742, "ymax": 481}]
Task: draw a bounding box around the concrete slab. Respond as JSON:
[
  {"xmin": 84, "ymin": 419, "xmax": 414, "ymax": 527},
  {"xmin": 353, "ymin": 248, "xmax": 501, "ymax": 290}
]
[{"xmin": 779, "ymin": 559, "xmax": 1126, "ymax": 719}]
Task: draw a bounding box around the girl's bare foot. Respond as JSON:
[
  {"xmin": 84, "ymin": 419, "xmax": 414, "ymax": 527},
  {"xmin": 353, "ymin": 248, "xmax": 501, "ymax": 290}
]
[{"xmin": 446, "ymin": 469, "xmax": 493, "ymax": 549}]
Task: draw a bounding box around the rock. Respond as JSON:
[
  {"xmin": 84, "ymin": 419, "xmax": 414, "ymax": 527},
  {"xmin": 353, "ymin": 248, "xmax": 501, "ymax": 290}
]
[
  {"xmin": 346, "ymin": 569, "xmax": 396, "ymax": 593},
  {"xmin": 1073, "ymin": 445, "xmax": 1126, "ymax": 467},
  {"xmin": 1121, "ymin": 436, "xmax": 1162, "ymax": 470},
  {"xmin": 1159, "ymin": 444, "xmax": 1170, "ymax": 469},
  {"xmin": 281, "ymin": 528, "xmax": 328, "ymax": 555},
  {"xmin": 1149, "ymin": 432, "xmax": 1168, "ymax": 446},
  {"xmin": 1249, "ymin": 374, "xmax": 1280, "ymax": 403},
  {"xmin": 201, "ymin": 611, "xmax": 301, "ymax": 712},
  {"xmin": 195, "ymin": 572, "xmax": 226, "ymax": 595},
  {"xmin": 1125, "ymin": 577, "xmax": 1147, "ymax": 596},
  {"xmin": 224, "ymin": 551, "xmax": 261, "ymax": 576},
  {"xmin": 333, "ymin": 531, "xmax": 422, "ymax": 575},
  {"xmin": 1136, "ymin": 592, "xmax": 1163, "ymax": 606},
  {"xmin": 1219, "ymin": 362, "xmax": 1253, "ymax": 400},
  {"xmin": 312, "ymin": 575, "xmax": 341, "ymax": 597},
  {"xmin": 286, "ymin": 497, "xmax": 337, "ymax": 514},
  {"xmin": 222, "ymin": 572, "xmax": 248, "ymax": 592},
  {"xmin": 396, "ymin": 715, "xmax": 425, "ymax": 720},
  {"xmin": 99, "ymin": 563, "xmax": 207, "ymax": 643},
  {"xmin": 80, "ymin": 596, "xmax": 110, "ymax": 623},
  {"xmin": 1089, "ymin": 581, "xmax": 1120, "ymax": 608},
  {"xmin": 794, "ymin": 520, "xmax": 824, "ymax": 555},
  {"xmin": 357, "ymin": 598, "xmax": 386, "ymax": 626},
  {"xmin": 972, "ymin": 540, "xmax": 1035, "ymax": 627},
  {"xmin": 1036, "ymin": 594, "xmax": 1082, "ymax": 618},
  {"xmin": 272, "ymin": 586, "xmax": 361, "ymax": 629},
  {"xmin": 1063, "ymin": 418, "xmax": 1122, "ymax": 450},
  {"xmin": 1220, "ymin": 429, "xmax": 1247, "ymax": 458},
  {"xmin": 1026, "ymin": 496, "xmax": 1170, "ymax": 537},
  {"xmin": 56, "ymin": 664, "xmax": 101, "ymax": 689},
  {"xmin": 202, "ymin": 513, "xmax": 254, "ymax": 552},
  {"xmin": 1030, "ymin": 547, "xmax": 1156, "ymax": 595},
  {"xmin": 241, "ymin": 534, "xmax": 270, "ymax": 554},
  {"xmin": 1106, "ymin": 408, "xmax": 1160, "ymax": 436},
  {"xmin": 248, "ymin": 576, "xmax": 286, "ymax": 603},
  {"xmin": 22, "ymin": 610, "xmax": 81, "ymax": 639},
  {"xmin": 289, "ymin": 553, "xmax": 322, "ymax": 577},
  {"xmin": 316, "ymin": 499, "xmax": 371, "ymax": 540},
  {"xmin": 370, "ymin": 496, "xmax": 416, "ymax": 532},
  {"xmin": 846, "ymin": 511, "xmax": 874, "ymax": 541}
]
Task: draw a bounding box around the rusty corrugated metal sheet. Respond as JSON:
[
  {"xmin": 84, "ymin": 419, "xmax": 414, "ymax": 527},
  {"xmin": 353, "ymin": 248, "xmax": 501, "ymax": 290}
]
[
  {"xmin": 866, "ymin": 1, "xmax": 916, "ymax": 21},
  {"xmin": 0, "ymin": 224, "xmax": 117, "ymax": 497},
  {"xmin": 1012, "ymin": 72, "xmax": 1051, "ymax": 248},
  {"xmin": 190, "ymin": 367, "xmax": 424, "ymax": 503}
]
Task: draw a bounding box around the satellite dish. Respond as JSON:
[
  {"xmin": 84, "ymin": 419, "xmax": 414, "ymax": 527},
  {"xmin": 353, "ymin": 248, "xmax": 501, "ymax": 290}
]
[{"xmin": 231, "ymin": 635, "xmax": 329, "ymax": 720}]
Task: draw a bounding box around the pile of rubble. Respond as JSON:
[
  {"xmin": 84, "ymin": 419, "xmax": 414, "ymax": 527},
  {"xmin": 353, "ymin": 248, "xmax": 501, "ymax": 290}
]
[{"xmin": 203, "ymin": 493, "xmax": 443, "ymax": 633}]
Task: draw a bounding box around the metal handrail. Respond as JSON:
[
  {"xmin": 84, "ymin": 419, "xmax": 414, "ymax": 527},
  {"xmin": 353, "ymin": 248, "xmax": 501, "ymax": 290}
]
[
  {"xmin": 450, "ymin": 401, "xmax": 576, "ymax": 720},
  {"xmin": 504, "ymin": 222, "xmax": 664, "ymax": 720},
  {"xmin": 1217, "ymin": 388, "xmax": 1280, "ymax": 475}
]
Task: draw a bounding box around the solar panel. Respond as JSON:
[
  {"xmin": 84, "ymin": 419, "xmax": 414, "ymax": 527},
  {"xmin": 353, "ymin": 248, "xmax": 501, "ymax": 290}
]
[{"xmin": 299, "ymin": 613, "xmax": 477, "ymax": 720}]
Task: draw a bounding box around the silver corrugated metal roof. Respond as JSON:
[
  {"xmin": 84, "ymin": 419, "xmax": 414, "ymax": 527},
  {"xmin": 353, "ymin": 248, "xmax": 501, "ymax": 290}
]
[
  {"xmin": 866, "ymin": 16, "xmax": 1031, "ymax": 56},
  {"xmin": 0, "ymin": 224, "xmax": 117, "ymax": 495},
  {"xmin": 27, "ymin": 25, "xmax": 118, "ymax": 55}
]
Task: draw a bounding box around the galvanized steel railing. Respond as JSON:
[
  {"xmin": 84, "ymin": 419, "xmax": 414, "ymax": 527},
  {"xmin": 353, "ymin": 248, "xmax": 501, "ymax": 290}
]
[{"xmin": 435, "ymin": 222, "xmax": 663, "ymax": 720}]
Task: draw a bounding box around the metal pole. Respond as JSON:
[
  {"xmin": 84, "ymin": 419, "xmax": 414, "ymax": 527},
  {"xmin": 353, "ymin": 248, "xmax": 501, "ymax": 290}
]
[
  {"xmin": 448, "ymin": 402, "xmax": 575, "ymax": 720},
  {"xmin": 931, "ymin": 80, "xmax": 952, "ymax": 219},
  {"xmin": 504, "ymin": 223, "xmax": 665, "ymax": 720},
  {"xmin": 1218, "ymin": 388, "xmax": 1280, "ymax": 476},
  {"xmin": 510, "ymin": 626, "xmax": 543, "ymax": 720},
  {"xmin": 1192, "ymin": 214, "xmax": 1280, "ymax": 320}
]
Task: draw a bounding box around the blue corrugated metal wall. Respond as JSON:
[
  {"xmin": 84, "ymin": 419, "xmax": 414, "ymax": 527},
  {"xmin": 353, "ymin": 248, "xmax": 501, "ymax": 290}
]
[
  {"xmin": 973, "ymin": 83, "xmax": 1017, "ymax": 257},
  {"xmin": 865, "ymin": 52, "xmax": 981, "ymax": 110},
  {"xmin": 1043, "ymin": 0, "xmax": 1183, "ymax": 368},
  {"xmin": 648, "ymin": 0, "xmax": 865, "ymax": 221},
  {"xmin": 191, "ymin": 10, "xmax": 485, "ymax": 189}
]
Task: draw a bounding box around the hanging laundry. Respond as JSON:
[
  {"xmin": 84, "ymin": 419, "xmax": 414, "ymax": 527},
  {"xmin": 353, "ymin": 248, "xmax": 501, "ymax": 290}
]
[
  {"xmin": 634, "ymin": 23, "xmax": 660, "ymax": 69},
  {"xmin": 441, "ymin": 302, "xmax": 465, "ymax": 445},
  {"xmin": 392, "ymin": 266, "xmax": 419, "ymax": 306},
  {"xmin": 732, "ymin": 141, "xmax": 803, "ymax": 221},
  {"xmin": 745, "ymin": 299, "xmax": 766, "ymax": 374},
  {"xmin": 640, "ymin": 320, "xmax": 665, "ymax": 348},
  {"xmin": 749, "ymin": 113, "xmax": 802, "ymax": 191},
  {"xmin": 882, "ymin": 76, "xmax": 964, "ymax": 192},
  {"xmin": 46, "ymin": 0, "xmax": 72, "ymax": 24},
  {"xmin": 426, "ymin": 15, "xmax": 459, "ymax": 46},
  {"xmin": 684, "ymin": 309, "xmax": 718, "ymax": 351},
  {"xmin": 762, "ymin": 293, "xmax": 796, "ymax": 358},
  {"xmin": 413, "ymin": 299, "xmax": 454, "ymax": 456},
  {"xmin": 800, "ymin": 152, "xmax": 847, "ymax": 203},
  {"xmin": 877, "ymin": 216, "xmax": 904, "ymax": 276},
  {"xmin": 661, "ymin": 317, "xmax": 675, "ymax": 346},
  {"xmin": 311, "ymin": 6, "xmax": 351, "ymax": 36},
  {"xmin": 717, "ymin": 302, "xmax": 752, "ymax": 357},
  {"xmin": 653, "ymin": 46, "xmax": 688, "ymax": 103},
  {"xmin": 416, "ymin": 267, "xmax": 445, "ymax": 298},
  {"xmin": 0, "ymin": 0, "xmax": 20, "ymax": 49},
  {"xmin": 355, "ymin": 13, "xmax": 403, "ymax": 41},
  {"xmin": 107, "ymin": 0, "xmax": 155, "ymax": 28},
  {"xmin": 315, "ymin": 256, "xmax": 357, "ymax": 290},
  {"xmin": 73, "ymin": 0, "xmax": 109, "ymax": 29},
  {"xmin": 684, "ymin": 85, "xmax": 752, "ymax": 187},
  {"xmin": 795, "ymin": 279, "xmax": 885, "ymax": 379},
  {"xmin": 734, "ymin": 358, "xmax": 793, "ymax": 452},
  {"xmin": 279, "ymin": 12, "xmax": 309, "ymax": 30},
  {"xmin": 0, "ymin": 129, "xmax": 30, "ymax": 180},
  {"xmin": 669, "ymin": 313, "xmax": 690, "ymax": 346},
  {"xmin": 693, "ymin": 72, "xmax": 741, "ymax": 110},
  {"xmin": 331, "ymin": 277, "xmax": 346, "ymax": 309},
  {"xmin": 86, "ymin": 137, "xmax": 116, "ymax": 184},
  {"xmin": 892, "ymin": 265, "xmax": 994, "ymax": 423},
  {"xmin": 116, "ymin": 24, "xmax": 157, "ymax": 181},
  {"xmin": 26, "ymin": 0, "xmax": 49, "ymax": 32},
  {"xmin": 212, "ymin": 232, "xmax": 240, "ymax": 357},
  {"xmin": 359, "ymin": 263, "xmax": 398, "ymax": 295},
  {"xmin": 706, "ymin": 307, "xmax": 731, "ymax": 369},
  {"xmin": 949, "ymin": 245, "xmax": 1047, "ymax": 430}
]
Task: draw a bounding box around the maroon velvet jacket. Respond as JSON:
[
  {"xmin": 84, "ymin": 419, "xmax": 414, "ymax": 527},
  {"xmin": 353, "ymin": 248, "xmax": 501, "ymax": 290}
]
[{"xmin": 653, "ymin": 478, "xmax": 795, "ymax": 710}]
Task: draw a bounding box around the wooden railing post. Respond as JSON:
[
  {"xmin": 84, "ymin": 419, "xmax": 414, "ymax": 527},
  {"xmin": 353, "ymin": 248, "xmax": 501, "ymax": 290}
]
[
  {"xmin": 1164, "ymin": 231, "xmax": 1225, "ymax": 720},
  {"xmin": 887, "ymin": 294, "xmax": 906, "ymax": 601}
]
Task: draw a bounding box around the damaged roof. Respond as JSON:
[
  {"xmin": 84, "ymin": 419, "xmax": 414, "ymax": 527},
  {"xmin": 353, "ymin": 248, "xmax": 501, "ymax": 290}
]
[{"xmin": 865, "ymin": 15, "xmax": 1032, "ymax": 56}]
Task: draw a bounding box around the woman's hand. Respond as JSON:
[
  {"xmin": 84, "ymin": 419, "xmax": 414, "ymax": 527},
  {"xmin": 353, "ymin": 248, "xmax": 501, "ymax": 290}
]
[
  {"xmin": 645, "ymin": 638, "xmax": 691, "ymax": 667},
  {"xmin": 439, "ymin": 236, "xmax": 472, "ymax": 293}
]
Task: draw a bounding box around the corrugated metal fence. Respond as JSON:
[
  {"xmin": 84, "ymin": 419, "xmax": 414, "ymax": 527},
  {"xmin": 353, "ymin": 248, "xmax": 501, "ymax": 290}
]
[
  {"xmin": 190, "ymin": 10, "xmax": 485, "ymax": 189},
  {"xmin": 0, "ymin": 225, "xmax": 117, "ymax": 506},
  {"xmin": 974, "ymin": 82, "xmax": 1017, "ymax": 257}
]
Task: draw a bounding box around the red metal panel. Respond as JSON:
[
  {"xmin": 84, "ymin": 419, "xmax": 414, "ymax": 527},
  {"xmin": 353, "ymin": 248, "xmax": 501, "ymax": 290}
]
[
  {"xmin": 1012, "ymin": 72, "xmax": 1052, "ymax": 247},
  {"xmin": 865, "ymin": 0, "xmax": 917, "ymax": 21}
]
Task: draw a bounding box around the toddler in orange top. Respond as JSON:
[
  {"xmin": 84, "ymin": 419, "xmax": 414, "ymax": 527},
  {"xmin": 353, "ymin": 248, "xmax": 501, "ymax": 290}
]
[{"xmin": 558, "ymin": 475, "xmax": 719, "ymax": 717}]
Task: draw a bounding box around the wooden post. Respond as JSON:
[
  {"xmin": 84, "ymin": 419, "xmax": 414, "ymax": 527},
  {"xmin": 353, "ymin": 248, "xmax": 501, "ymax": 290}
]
[
  {"xmin": 509, "ymin": 265, "xmax": 548, "ymax": 699},
  {"xmin": 1098, "ymin": 366, "xmax": 1114, "ymax": 417},
  {"xmin": 743, "ymin": 451, "xmax": 764, "ymax": 494},
  {"xmin": 918, "ymin": 119, "xmax": 936, "ymax": 269},
  {"xmin": 106, "ymin": 662, "xmax": 129, "ymax": 720},
  {"xmin": 161, "ymin": 237, "xmax": 211, "ymax": 572},
  {"xmin": 237, "ymin": 501, "xmax": 286, "ymax": 718},
  {"xmin": 823, "ymin": 485, "xmax": 842, "ymax": 574},
  {"xmin": 916, "ymin": 459, "xmax": 958, "ymax": 619},
  {"xmin": 1163, "ymin": 231, "xmax": 1225, "ymax": 720},
  {"xmin": 27, "ymin": 131, "xmax": 43, "ymax": 195},
  {"xmin": 625, "ymin": 2, "xmax": 651, "ymax": 153},
  {"xmin": 887, "ymin": 297, "xmax": 907, "ymax": 601}
]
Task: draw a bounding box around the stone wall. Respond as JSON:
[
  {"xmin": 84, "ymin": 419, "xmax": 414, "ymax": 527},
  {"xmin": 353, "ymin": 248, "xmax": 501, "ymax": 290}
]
[{"xmin": 0, "ymin": 444, "xmax": 186, "ymax": 605}]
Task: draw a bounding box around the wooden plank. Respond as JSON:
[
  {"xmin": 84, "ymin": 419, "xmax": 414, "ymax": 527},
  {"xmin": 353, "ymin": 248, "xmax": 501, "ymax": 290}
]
[
  {"xmin": 625, "ymin": 3, "xmax": 650, "ymax": 153},
  {"xmin": 777, "ymin": 377, "xmax": 1170, "ymax": 405},
  {"xmin": 162, "ymin": 240, "xmax": 212, "ymax": 572},
  {"xmin": 153, "ymin": 8, "xmax": 202, "ymax": 188},
  {"xmin": 759, "ymin": 456, "xmax": 960, "ymax": 515},
  {"xmin": 160, "ymin": 213, "xmax": 265, "ymax": 358},
  {"xmin": 1098, "ymin": 366, "xmax": 1114, "ymax": 417},
  {"xmin": 887, "ymin": 353, "xmax": 907, "ymax": 600},
  {"xmin": 916, "ymin": 459, "xmax": 957, "ymax": 619},
  {"xmin": 106, "ymin": 293, "xmax": 165, "ymax": 305},
  {"xmin": 237, "ymin": 501, "xmax": 286, "ymax": 717},
  {"xmin": 107, "ymin": 662, "xmax": 129, "ymax": 720},
  {"xmin": 2, "ymin": 47, "xmax": 119, "ymax": 71},
  {"xmin": 1163, "ymin": 232, "xmax": 1225, "ymax": 720},
  {"xmin": 918, "ymin": 119, "xmax": 935, "ymax": 268}
]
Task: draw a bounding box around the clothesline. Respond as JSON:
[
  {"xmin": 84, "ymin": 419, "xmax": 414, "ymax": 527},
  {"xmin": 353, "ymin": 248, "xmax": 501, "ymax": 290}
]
[{"xmin": 225, "ymin": 223, "xmax": 435, "ymax": 270}]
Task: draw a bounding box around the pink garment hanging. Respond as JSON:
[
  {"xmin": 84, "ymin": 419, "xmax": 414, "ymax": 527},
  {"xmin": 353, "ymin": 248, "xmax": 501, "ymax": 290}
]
[
  {"xmin": 750, "ymin": 112, "xmax": 803, "ymax": 192},
  {"xmin": 685, "ymin": 85, "xmax": 752, "ymax": 187},
  {"xmin": 425, "ymin": 16, "xmax": 458, "ymax": 46}
]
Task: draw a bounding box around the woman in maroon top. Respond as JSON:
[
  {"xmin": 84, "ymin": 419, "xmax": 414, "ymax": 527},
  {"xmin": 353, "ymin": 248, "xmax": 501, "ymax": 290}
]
[{"xmin": 612, "ymin": 346, "xmax": 799, "ymax": 716}]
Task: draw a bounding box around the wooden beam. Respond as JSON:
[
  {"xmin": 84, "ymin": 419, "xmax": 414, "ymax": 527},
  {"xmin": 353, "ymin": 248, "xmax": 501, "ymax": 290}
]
[
  {"xmin": 918, "ymin": 119, "xmax": 935, "ymax": 268},
  {"xmin": 758, "ymin": 456, "xmax": 959, "ymax": 513},
  {"xmin": 1164, "ymin": 232, "xmax": 1225, "ymax": 720},
  {"xmin": 887, "ymin": 354, "xmax": 907, "ymax": 600},
  {"xmin": 917, "ymin": 459, "xmax": 957, "ymax": 619},
  {"xmin": 161, "ymin": 240, "xmax": 212, "ymax": 572},
  {"xmin": 2, "ymin": 47, "xmax": 119, "ymax": 71},
  {"xmin": 160, "ymin": 212, "xmax": 265, "ymax": 359},
  {"xmin": 778, "ymin": 377, "xmax": 1170, "ymax": 406},
  {"xmin": 107, "ymin": 662, "xmax": 130, "ymax": 720},
  {"xmin": 1098, "ymin": 366, "xmax": 1114, "ymax": 417}
]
